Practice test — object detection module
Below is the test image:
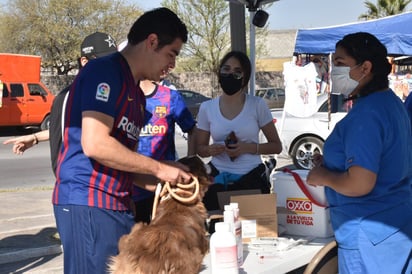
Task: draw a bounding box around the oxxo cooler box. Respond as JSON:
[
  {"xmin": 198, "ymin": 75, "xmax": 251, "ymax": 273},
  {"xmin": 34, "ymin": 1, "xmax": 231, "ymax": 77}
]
[{"xmin": 271, "ymin": 169, "xmax": 334, "ymax": 238}]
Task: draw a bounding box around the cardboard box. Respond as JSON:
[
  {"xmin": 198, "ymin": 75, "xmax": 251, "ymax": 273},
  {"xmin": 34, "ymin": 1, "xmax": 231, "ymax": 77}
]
[
  {"xmin": 271, "ymin": 169, "xmax": 334, "ymax": 238},
  {"xmin": 217, "ymin": 189, "xmax": 261, "ymax": 211},
  {"xmin": 231, "ymin": 193, "xmax": 277, "ymax": 243}
]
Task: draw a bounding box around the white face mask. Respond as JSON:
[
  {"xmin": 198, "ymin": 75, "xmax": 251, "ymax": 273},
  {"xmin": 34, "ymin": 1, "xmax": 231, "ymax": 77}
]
[{"xmin": 331, "ymin": 66, "xmax": 359, "ymax": 97}]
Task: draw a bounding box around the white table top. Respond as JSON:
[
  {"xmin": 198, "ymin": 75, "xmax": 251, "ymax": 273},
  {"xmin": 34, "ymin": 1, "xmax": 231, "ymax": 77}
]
[{"xmin": 200, "ymin": 237, "xmax": 334, "ymax": 274}]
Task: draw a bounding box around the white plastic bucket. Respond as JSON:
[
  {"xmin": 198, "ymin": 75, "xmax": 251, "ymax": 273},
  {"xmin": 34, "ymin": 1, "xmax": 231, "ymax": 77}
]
[{"xmin": 271, "ymin": 169, "xmax": 333, "ymax": 238}]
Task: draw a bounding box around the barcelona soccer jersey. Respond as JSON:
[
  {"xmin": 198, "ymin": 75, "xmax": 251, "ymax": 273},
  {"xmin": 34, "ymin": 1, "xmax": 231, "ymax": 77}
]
[
  {"xmin": 133, "ymin": 84, "xmax": 196, "ymax": 201},
  {"xmin": 53, "ymin": 52, "xmax": 146, "ymax": 211},
  {"xmin": 138, "ymin": 85, "xmax": 195, "ymax": 160}
]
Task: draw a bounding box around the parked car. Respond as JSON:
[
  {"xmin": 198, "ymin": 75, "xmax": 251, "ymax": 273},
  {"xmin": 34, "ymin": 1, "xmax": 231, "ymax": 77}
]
[
  {"xmin": 255, "ymin": 87, "xmax": 285, "ymax": 109},
  {"xmin": 0, "ymin": 54, "xmax": 55, "ymax": 130},
  {"xmin": 178, "ymin": 89, "xmax": 211, "ymax": 118},
  {"xmin": 271, "ymin": 93, "xmax": 351, "ymax": 169}
]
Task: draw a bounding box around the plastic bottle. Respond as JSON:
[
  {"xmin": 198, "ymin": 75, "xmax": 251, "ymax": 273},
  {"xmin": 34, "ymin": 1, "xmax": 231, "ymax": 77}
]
[
  {"xmin": 223, "ymin": 205, "xmax": 235, "ymax": 230},
  {"xmin": 223, "ymin": 206, "xmax": 236, "ymax": 257},
  {"xmin": 210, "ymin": 222, "xmax": 239, "ymax": 274},
  {"xmin": 230, "ymin": 202, "xmax": 243, "ymax": 266}
]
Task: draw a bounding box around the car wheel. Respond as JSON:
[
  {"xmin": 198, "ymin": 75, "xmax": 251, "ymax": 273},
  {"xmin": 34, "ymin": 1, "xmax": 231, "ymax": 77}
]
[
  {"xmin": 40, "ymin": 115, "xmax": 51, "ymax": 130},
  {"xmin": 291, "ymin": 137, "xmax": 324, "ymax": 170}
]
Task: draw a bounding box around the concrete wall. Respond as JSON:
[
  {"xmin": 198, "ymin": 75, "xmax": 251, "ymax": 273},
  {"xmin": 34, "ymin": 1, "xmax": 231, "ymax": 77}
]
[{"xmin": 42, "ymin": 71, "xmax": 285, "ymax": 98}]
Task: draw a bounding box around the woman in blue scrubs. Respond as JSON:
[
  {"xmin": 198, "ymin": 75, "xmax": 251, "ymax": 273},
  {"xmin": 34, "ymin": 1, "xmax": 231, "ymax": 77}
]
[{"xmin": 307, "ymin": 32, "xmax": 412, "ymax": 274}]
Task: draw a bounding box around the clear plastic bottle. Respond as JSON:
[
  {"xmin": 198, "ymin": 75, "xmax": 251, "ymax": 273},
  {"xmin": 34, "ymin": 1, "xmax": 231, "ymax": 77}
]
[
  {"xmin": 230, "ymin": 202, "xmax": 243, "ymax": 266},
  {"xmin": 223, "ymin": 205, "xmax": 235, "ymax": 231},
  {"xmin": 210, "ymin": 222, "xmax": 239, "ymax": 274}
]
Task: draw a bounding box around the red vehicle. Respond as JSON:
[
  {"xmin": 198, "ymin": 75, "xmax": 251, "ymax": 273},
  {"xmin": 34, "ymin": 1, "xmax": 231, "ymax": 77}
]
[{"xmin": 0, "ymin": 53, "xmax": 54, "ymax": 130}]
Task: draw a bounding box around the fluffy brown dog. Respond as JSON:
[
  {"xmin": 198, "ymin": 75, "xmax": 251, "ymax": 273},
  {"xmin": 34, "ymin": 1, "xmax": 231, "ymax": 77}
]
[{"xmin": 108, "ymin": 156, "xmax": 211, "ymax": 274}]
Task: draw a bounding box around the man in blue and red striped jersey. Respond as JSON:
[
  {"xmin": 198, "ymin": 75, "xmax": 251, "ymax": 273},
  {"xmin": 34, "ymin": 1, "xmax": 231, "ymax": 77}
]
[
  {"xmin": 53, "ymin": 8, "xmax": 190, "ymax": 274},
  {"xmin": 133, "ymin": 78, "xmax": 197, "ymax": 223}
]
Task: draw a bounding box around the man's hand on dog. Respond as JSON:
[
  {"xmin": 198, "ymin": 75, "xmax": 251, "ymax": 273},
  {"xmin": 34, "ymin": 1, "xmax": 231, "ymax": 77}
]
[
  {"xmin": 132, "ymin": 161, "xmax": 191, "ymax": 191},
  {"xmin": 156, "ymin": 161, "xmax": 192, "ymax": 186}
]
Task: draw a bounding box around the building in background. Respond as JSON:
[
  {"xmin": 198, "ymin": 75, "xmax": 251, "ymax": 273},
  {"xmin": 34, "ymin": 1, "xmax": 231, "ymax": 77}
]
[{"xmin": 256, "ymin": 29, "xmax": 296, "ymax": 72}]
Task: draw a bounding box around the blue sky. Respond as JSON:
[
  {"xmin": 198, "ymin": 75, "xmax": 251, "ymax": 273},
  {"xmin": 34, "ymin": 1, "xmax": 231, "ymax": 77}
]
[
  {"xmin": 0, "ymin": 0, "xmax": 409, "ymax": 30},
  {"xmin": 134, "ymin": 0, "xmax": 380, "ymax": 30}
]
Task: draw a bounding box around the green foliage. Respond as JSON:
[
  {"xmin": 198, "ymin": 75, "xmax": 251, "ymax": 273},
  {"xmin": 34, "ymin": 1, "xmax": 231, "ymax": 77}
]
[
  {"xmin": 161, "ymin": 0, "xmax": 269, "ymax": 73},
  {"xmin": 359, "ymin": 0, "xmax": 412, "ymax": 20},
  {"xmin": 0, "ymin": 0, "xmax": 142, "ymax": 75},
  {"xmin": 0, "ymin": 0, "xmax": 270, "ymax": 75},
  {"xmin": 161, "ymin": 0, "xmax": 231, "ymax": 73}
]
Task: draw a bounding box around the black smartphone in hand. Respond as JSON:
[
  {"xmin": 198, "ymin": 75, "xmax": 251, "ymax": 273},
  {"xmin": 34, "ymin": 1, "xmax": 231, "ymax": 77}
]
[
  {"xmin": 225, "ymin": 131, "xmax": 237, "ymax": 161},
  {"xmin": 224, "ymin": 131, "xmax": 237, "ymax": 148}
]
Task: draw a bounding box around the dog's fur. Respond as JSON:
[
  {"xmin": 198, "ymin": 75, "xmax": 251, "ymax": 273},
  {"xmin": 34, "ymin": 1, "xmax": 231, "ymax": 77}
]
[{"xmin": 108, "ymin": 156, "xmax": 211, "ymax": 274}]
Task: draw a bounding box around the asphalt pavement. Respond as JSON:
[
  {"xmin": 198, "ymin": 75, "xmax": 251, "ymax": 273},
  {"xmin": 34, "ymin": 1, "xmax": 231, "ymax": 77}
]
[
  {"xmin": 0, "ymin": 156, "xmax": 294, "ymax": 274},
  {"xmin": 0, "ymin": 189, "xmax": 63, "ymax": 273}
]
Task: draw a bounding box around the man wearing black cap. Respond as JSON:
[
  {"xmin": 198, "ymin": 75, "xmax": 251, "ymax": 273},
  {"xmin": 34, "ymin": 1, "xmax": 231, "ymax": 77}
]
[
  {"xmin": 4, "ymin": 31, "xmax": 117, "ymax": 176},
  {"xmin": 80, "ymin": 32, "xmax": 117, "ymax": 61}
]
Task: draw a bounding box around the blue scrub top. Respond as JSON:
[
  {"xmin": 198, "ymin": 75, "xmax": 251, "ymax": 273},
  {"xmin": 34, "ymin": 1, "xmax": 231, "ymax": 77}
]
[{"xmin": 323, "ymin": 90, "xmax": 412, "ymax": 249}]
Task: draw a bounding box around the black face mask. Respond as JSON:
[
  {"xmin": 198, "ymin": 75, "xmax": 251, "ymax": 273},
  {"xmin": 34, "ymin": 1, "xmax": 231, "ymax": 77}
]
[{"xmin": 219, "ymin": 73, "xmax": 243, "ymax": 95}]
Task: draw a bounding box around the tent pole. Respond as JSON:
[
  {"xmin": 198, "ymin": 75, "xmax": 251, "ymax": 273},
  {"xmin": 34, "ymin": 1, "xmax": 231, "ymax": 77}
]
[{"xmin": 249, "ymin": 10, "xmax": 256, "ymax": 96}]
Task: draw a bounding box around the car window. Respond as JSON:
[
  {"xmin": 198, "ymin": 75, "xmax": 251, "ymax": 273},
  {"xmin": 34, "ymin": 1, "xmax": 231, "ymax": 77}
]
[
  {"xmin": 10, "ymin": 83, "xmax": 24, "ymax": 97},
  {"xmin": 255, "ymin": 87, "xmax": 285, "ymax": 108},
  {"xmin": 264, "ymin": 89, "xmax": 273, "ymax": 99},
  {"xmin": 256, "ymin": 88, "xmax": 285, "ymax": 99},
  {"xmin": 318, "ymin": 97, "xmax": 329, "ymax": 113},
  {"xmin": 28, "ymin": 83, "xmax": 48, "ymax": 96},
  {"xmin": 318, "ymin": 94, "xmax": 352, "ymax": 113},
  {"xmin": 276, "ymin": 88, "xmax": 285, "ymax": 96},
  {"xmin": 180, "ymin": 90, "xmax": 192, "ymax": 99},
  {"xmin": 1, "ymin": 83, "xmax": 9, "ymax": 97}
]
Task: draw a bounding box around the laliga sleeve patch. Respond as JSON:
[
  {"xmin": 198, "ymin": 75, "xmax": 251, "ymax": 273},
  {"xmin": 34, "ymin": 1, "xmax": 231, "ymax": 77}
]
[{"xmin": 96, "ymin": 83, "xmax": 110, "ymax": 102}]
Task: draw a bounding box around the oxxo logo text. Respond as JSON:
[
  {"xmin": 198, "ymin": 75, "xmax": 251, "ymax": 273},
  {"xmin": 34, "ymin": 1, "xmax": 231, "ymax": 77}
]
[{"xmin": 286, "ymin": 198, "xmax": 313, "ymax": 214}]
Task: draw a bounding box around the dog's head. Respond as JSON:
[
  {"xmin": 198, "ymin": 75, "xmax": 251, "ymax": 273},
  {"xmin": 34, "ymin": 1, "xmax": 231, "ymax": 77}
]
[{"xmin": 177, "ymin": 155, "xmax": 212, "ymax": 199}]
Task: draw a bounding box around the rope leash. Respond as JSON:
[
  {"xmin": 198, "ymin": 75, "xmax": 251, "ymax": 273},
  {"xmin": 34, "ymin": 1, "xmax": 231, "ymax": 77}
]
[{"xmin": 151, "ymin": 177, "xmax": 200, "ymax": 220}]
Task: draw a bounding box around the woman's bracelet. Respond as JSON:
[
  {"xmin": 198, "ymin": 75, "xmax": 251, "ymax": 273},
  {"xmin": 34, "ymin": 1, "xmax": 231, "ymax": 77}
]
[
  {"xmin": 256, "ymin": 143, "xmax": 259, "ymax": 155},
  {"xmin": 33, "ymin": 134, "xmax": 39, "ymax": 145}
]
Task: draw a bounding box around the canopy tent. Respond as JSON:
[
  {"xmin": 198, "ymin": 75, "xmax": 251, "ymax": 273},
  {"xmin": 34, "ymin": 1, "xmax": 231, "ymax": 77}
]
[{"xmin": 294, "ymin": 12, "xmax": 412, "ymax": 56}]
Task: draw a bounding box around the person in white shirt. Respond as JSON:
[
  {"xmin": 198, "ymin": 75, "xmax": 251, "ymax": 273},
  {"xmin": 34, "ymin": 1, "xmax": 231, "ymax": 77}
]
[{"xmin": 196, "ymin": 50, "xmax": 282, "ymax": 210}]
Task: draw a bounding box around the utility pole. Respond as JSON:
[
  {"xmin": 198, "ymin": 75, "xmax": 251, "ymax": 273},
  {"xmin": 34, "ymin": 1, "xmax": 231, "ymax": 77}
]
[
  {"xmin": 229, "ymin": 3, "xmax": 247, "ymax": 54},
  {"xmin": 227, "ymin": 0, "xmax": 276, "ymax": 95}
]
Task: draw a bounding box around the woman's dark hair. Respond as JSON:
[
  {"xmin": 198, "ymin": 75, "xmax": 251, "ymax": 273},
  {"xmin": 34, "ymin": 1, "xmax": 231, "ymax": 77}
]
[
  {"xmin": 217, "ymin": 51, "xmax": 251, "ymax": 89},
  {"xmin": 336, "ymin": 32, "xmax": 392, "ymax": 97},
  {"xmin": 127, "ymin": 7, "xmax": 188, "ymax": 49}
]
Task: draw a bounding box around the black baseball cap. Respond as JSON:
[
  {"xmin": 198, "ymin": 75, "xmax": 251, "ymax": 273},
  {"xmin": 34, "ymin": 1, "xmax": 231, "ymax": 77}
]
[{"xmin": 80, "ymin": 32, "xmax": 117, "ymax": 58}]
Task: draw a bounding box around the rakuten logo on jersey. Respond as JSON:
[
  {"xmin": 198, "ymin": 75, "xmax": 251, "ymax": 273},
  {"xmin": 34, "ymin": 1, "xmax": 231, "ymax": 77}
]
[
  {"xmin": 117, "ymin": 116, "xmax": 140, "ymax": 141},
  {"xmin": 140, "ymin": 123, "xmax": 167, "ymax": 137},
  {"xmin": 286, "ymin": 198, "xmax": 313, "ymax": 214}
]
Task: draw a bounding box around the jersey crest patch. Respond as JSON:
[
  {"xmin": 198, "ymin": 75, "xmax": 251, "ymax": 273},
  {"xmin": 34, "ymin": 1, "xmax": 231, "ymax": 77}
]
[
  {"xmin": 96, "ymin": 83, "xmax": 110, "ymax": 102},
  {"xmin": 155, "ymin": 106, "xmax": 167, "ymax": 118}
]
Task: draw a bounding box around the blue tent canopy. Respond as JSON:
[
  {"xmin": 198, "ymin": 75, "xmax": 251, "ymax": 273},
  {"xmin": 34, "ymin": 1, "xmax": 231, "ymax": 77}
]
[{"xmin": 294, "ymin": 12, "xmax": 412, "ymax": 55}]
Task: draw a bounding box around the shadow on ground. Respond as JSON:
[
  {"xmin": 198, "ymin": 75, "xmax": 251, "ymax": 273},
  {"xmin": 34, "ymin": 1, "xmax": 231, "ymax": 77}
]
[{"xmin": 0, "ymin": 227, "xmax": 61, "ymax": 273}]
